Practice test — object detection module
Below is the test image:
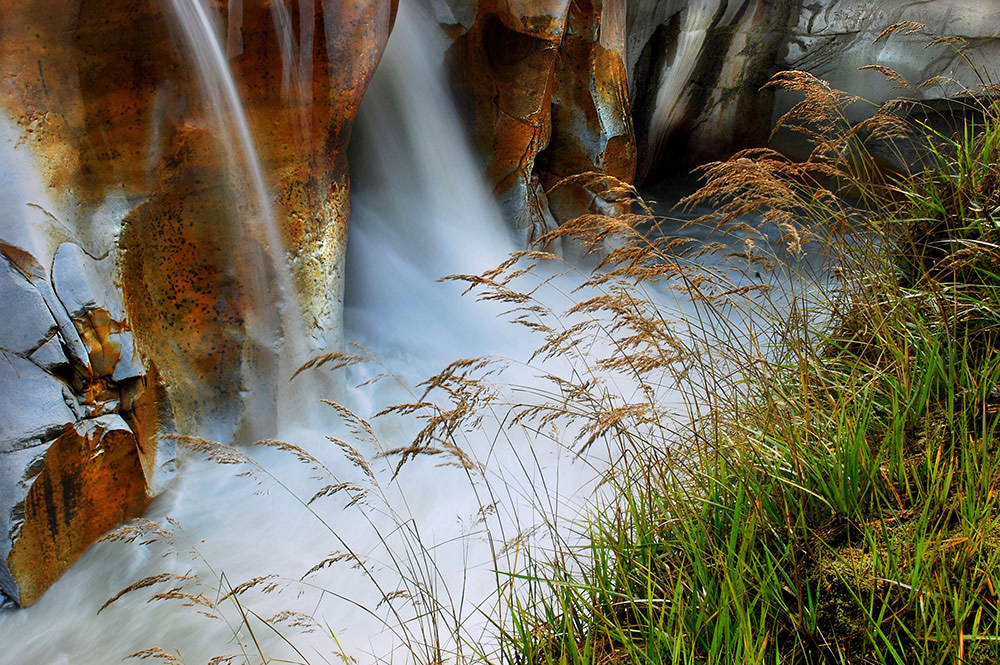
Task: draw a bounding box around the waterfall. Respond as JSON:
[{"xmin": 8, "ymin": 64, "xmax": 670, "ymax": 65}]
[
  {"xmin": 0, "ymin": 3, "xmax": 614, "ymax": 662},
  {"xmin": 345, "ymin": 2, "xmax": 518, "ymax": 360},
  {"xmin": 163, "ymin": 0, "xmax": 312, "ymax": 440}
]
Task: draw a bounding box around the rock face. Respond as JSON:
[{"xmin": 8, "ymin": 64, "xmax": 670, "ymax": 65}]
[
  {"xmin": 625, "ymin": 0, "xmax": 794, "ymax": 179},
  {"xmin": 432, "ymin": 0, "xmax": 1000, "ymax": 223},
  {"xmin": 0, "ymin": 243, "xmax": 170, "ymax": 607},
  {"xmin": 784, "ymin": 1, "xmax": 1000, "ymax": 112},
  {"xmin": 623, "ymin": 0, "xmax": 1000, "ymax": 179},
  {"xmin": 6, "ymin": 417, "xmax": 153, "ymax": 608},
  {"xmin": 438, "ymin": 0, "xmax": 637, "ymax": 238},
  {"xmin": 0, "ymin": 0, "xmax": 396, "ymax": 605},
  {"xmin": 435, "ymin": 0, "xmax": 1000, "ymax": 191}
]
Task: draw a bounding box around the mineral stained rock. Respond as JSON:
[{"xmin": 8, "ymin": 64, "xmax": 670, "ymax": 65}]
[
  {"xmin": 5, "ymin": 416, "xmax": 152, "ymax": 608},
  {"xmin": 0, "ymin": 0, "xmax": 396, "ymax": 605},
  {"xmin": 0, "ymin": 242, "xmax": 169, "ymax": 607},
  {"xmin": 442, "ymin": 0, "xmax": 636, "ymax": 236}
]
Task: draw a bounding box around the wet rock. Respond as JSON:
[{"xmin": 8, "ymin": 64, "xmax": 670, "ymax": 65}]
[
  {"xmin": 3, "ymin": 0, "xmax": 400, "ymax": 443},
  {"xmin": 445, "ymin": 1, "xmax": 565, "ymax": 237},
  {"xmin": 1, "ymin": 244, "xmax": 93, "ymax": 378},
  {"xmin": 624, "ymin": 0, "xmax": 1000, "ymax": 179},
  {"xmin": 51, "ymin": 243, "xmax": 125, "ymax": 321},
  {"xmin": 119, "ymin": 368, "xmax": 175, "ymax": 496},
  {"xmin": 624, "ymin": 0, "xmax": 795, "ymax": 178},
  {"xmin": 52, "ymin": 242, "xmax": 145, "ymax": 389},
  {"xmin": 0, "ymin": 351, "xmax": 75, "ymax": 453},
  {"xmin": 0, "ymin": 441, "xmax": 50, "ymax": 605},
  {"xmin": 28, "ymin": 335, "xmax": 69, "ymax": 372},
  {"xmin": 445, "ymin": 0, "xmax": 636, "ymax": 235},
  {"xmin": 2, "ymin": 416, "xmax": 151, "ymax": 607},
  {"xmin": 538, "ymin": 0, "xmax": 636, "ymax": 222},
  {"xmin": 111, "ymin": 0, "xmax": 397, "ymax": 439},
  {"xmin": 785, "ymin": 0, "xmax": 1000, "ymax": 115},
  {"xmin": 119, "ymin": 126, "xmax": 266, "ymax": 442},
  {"xmin": 0, "ymin": 0, "xmax": 398, "ymax": 607},
  {"xmin": 111, "ymin": 332, "xmax": 142, "ymax": 383}
]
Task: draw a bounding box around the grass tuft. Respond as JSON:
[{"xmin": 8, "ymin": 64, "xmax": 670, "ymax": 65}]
[{"xmin": 485, "ymin": 34, "xmax": 1000, "ymax": 665}]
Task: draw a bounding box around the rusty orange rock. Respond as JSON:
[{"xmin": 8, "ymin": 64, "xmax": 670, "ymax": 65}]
[
  {"xmin": 7, "ymin": 418, "xmax": 152, "ymax": 607},
  {"xmin": 445, "ymin": 0, "xmax": 635, "ymax": 237},
  {"xmin": 120, "ymin": 123, "xmax": 266, "ymax": 439},
  {"xmin": 538, "ymin": 0, "xmax": 635, "ymax": 221},
  {"xmin": 225, "ymin": 0, "xmax": 398, "ymax": 335},
  {"xmin": 0, "ymin": 0, "xmax": 397, "ymax": 605}
]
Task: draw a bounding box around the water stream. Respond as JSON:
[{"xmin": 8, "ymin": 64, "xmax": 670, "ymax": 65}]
[
  {"xmin": 0, "ymin": 3, "xmax": 639, "ymax": 663},
  {"xmin": 0, "ymin": 2, "xmax": 828, "ymax": 663}
]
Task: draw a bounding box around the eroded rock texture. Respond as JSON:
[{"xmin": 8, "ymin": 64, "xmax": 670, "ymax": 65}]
[
  {"xmin": 626, "ymin": 0, "xmax": 794, "ymax": 178},
  {"xmin": 0, "ymin": 243, "xmax": 170, "ymax": 607},
  {"xmin": 625, "ymin": 0, "xmax": 1000, "ymax": 179},
  {"xmin": 785, "ymin": 1, "xmax": 1000, "ymax": 112},
  {"xmin": 438, "ymin": 0, "xmax": 636, "ymax": 238},
  {"xmin": 0, "ymin": 0, "xmax": 395, "ymax": 605}
]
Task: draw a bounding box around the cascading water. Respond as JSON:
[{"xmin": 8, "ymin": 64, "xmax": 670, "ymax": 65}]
[
  {"xmin": 162, "ymin": 0, "xmax": 296, "ymax": 441},
  {"xmin": 0, "ymin": 2, "xmax": 632, "ymax": 662}
]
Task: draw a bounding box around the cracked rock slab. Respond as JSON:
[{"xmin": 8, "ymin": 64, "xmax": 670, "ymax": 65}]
[{"xmin": 0, "ymin": 350, "xmax": 75, "ymax": 453}]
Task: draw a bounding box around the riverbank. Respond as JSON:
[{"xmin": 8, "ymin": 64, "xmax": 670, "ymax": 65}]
[{"xmin": 488, "ymin": 69, "xmax": 1000, "ymax": 664}]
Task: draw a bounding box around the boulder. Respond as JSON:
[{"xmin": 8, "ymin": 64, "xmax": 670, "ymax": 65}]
[
  {"xmin": 0, "ymin": 238, "xmax": 171, "ymax": 606},
  {"xmin": 2, "ymin": 416, "xmax": 152, "ymax": 607},
  {"xmin": 538, "ymin": 0, "xmax": 636, "ymax": 221}
]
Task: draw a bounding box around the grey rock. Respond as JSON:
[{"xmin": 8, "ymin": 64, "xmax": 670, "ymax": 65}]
[
  {"xmin": 28, "ymin": 335, "xmax": 69, "ymax": 371},
  {"xmin": 30, "ymin": 275, "xmax": 91, "ymax": 376},
  {"xmin": 0, "ymin": 255, "xmax": 58, "ymax": 357},
  {"xmin": 626, "ymin": 0, "xmax": 794, "ymax": 174},
  {"xmin": 51, "ymin": 242, "xmax": 126, "ymax": 321},
  {"xmin": 0, "ymin": 351, "xmax": 73, "ymax": 453},
  {"xmin": 785, "ymin": 0, "xmax": 1000, "ymax": 118},
  {"xmin": 111, "ymin": 331, "xmax": 143, "ymax": 382},
  {"xmin": 623, "ymin": 0, "xmax": 1000, "ymax": 178}
]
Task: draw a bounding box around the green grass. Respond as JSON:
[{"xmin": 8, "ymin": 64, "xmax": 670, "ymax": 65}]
[
  {"xmin": 483, "ymin": 51, "xmax": 1000, "ymax": 665},
  {"xmin": 105, "ymin": 28, "xmax": 1000, "ymax": 665}
]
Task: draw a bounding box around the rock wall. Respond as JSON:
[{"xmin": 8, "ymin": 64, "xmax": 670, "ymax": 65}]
[
  {"xmin": 625, "ymin": 0, "xmax": 794, "ymax": 179},
  {"xmin": 432, "ymin": 0, "xmax": 1000, "ymax": 197},
  {"xmin": 0, "ymin": 0, "xmax": 395, "ymax": 605},
  {"xmin": 625, "ymin": 0, "xmax": 1000, "ymax": 180},
  {"xmin": 785, "ymin": 1, "xmax": 1000, "ymax": 113},
  {"xmin": 435, "ymin": 0, "xmax": 637, "ymax": 239}
]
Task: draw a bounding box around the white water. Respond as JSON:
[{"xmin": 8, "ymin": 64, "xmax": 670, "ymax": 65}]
[
  {"xmin": 0, "ymin": 3, "xmax": 652, "ymax": 664},
  {"xmin": 0, "ymin": 0, "xmax": 831, "ymax": 661},
  {"xmin": 164, "ymin": 0, "xmax": 317, "ymax": 442}
]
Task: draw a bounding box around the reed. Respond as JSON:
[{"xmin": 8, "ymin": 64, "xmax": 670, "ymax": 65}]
[
  {"xmin": 106, "ymin": 22, "xmax": 1000, "ymax": 665},
  {"xmin": 482, "ymin": 24, "xmax": 1000, "ymax": 665}
]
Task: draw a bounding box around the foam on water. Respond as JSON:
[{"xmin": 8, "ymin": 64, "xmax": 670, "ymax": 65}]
[{"xmin": 0, "ymin": 3, "xmax": 637, "ymax": 663}]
